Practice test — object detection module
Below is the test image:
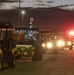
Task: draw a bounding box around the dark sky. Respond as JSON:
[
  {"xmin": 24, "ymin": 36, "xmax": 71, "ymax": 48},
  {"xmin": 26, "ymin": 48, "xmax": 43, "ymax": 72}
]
[
  {"xmin": 0, "ymin": 7, "xmax": 74, "ymax": 32},
  {"xmin": 29, "ymin": 8, "xmax": 74, "ymax": 32}
]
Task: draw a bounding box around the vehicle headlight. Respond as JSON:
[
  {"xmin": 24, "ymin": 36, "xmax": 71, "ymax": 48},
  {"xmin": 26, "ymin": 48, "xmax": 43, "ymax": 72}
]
[
  {"xmin": 67, "ymin": 41, "xmax": 72, "ymax": 45},
  {"xmin": 57, "ymin": 40, "xmax": 65, "ymax": 46},
  {"xmin": 42, "ymin": 43, "xmax": 45, "ymax": 48},
  {"xmin": 47, "ymin": 42, "xmax": 53, "ymax": 48}
]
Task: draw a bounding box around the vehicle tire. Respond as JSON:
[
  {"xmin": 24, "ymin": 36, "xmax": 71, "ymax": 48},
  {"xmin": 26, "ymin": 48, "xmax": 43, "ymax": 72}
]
[
  {"xmin": 32, "ymin": 50, "xmax": 43, "ymax": 61},
  {"xmin": 32, "ymin": 42, "xmax": 43, "ymax": 61},
  {"xmin": 8, "ymin": 53, "xmax": 16, "ymax": 68}
]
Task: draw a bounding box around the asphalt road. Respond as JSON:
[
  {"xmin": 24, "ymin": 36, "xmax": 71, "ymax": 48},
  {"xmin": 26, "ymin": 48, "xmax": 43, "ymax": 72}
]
[{"xmin": 1, "ymin": 49, "xmax": 74, "ymax": 75}]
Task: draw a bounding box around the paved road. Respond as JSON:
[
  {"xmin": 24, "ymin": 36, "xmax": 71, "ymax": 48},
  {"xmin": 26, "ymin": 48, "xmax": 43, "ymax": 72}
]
[{"xmin": 1, "ymin": 50, "xmax": 74, "ymax": 75}]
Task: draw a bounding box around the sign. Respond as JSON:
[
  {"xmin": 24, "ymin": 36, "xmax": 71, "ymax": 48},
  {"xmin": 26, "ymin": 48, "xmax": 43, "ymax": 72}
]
[{"xmin": 30, "ymin": 17, "xmax": 34, "ymax": 22}]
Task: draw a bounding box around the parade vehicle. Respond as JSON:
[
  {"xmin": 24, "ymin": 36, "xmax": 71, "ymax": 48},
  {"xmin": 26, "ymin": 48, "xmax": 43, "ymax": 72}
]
[
  {"xmin": 39, "ymin": 31, "xmax": 66, "ymax": 53},
  {"xmin": 68, "ymin": 30, "xmax": 74, "ymax": 49},
  {"xmin": 0, "ymin": 22, "xmax": 16, "ymax": 71},
  {"xmin": 63, "ymin": 30, "xmax": 74, "ymax": 50},
  {"xmin": 15, "ymin": 27, "xmax": 39, "ymax": 57},
  {"xmin": 14, "ymin": 18, "xmax": 43, "ymax": 61},
  {"xmin": 14, "ymin": 27, "xmax": 43, "ymax": 61}
]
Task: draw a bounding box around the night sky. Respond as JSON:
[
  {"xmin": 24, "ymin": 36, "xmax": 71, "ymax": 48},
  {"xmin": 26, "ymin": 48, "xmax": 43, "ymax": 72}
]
[{"xmin": 0, "ymin": 0, "xmax": 74, "ymax": 32}]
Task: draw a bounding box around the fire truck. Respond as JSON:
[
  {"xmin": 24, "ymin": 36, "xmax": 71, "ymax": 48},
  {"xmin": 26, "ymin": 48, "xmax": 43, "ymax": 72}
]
[{"xmin": 0, "ymin": 22, "xmax": 16, "ymax": 71}]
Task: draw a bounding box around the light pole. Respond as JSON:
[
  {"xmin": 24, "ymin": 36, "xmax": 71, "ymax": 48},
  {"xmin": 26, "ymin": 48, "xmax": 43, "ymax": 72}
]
[
  {"xmin": 18, "ymin": 0, "xmax": 21, "ymax": 26},
  {"xmin": 21, "ymin": 10, "xmax": 25, "ymax": 26}
]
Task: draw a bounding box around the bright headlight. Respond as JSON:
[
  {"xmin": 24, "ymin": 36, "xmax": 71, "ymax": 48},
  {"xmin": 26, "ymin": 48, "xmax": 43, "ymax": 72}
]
[
  {"xmin": 57, "ymin": 40, "xmax": 64, "ymax": 46},
  {"xmin": 47, "ymin": 42, "xmax": 53, "ymax": 48},
  {"xmin": 67, "ymin": 41, "xmax": 72, "ymax": 45},
  {"xmin": 42, "ymin": 43, "xmax": 45, "ymax": 47}
]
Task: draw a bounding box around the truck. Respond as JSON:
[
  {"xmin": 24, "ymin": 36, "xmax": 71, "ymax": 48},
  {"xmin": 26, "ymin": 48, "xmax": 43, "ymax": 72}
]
[{"xmin": 0, "ymin": 22, "xmax": 16, "ymax": 71}]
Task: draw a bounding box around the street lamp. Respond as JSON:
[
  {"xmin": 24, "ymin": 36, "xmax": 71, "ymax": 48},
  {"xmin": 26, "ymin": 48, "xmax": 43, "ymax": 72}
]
[{"xmin": 21, "ymin": 10, "xmax": 25, "ymax": 26}]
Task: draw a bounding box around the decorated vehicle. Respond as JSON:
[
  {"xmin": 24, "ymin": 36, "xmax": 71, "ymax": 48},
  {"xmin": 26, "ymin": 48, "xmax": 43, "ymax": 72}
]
[{"xmin": 14, "ymin": 19, "xmax": 43, "ymax": 61}]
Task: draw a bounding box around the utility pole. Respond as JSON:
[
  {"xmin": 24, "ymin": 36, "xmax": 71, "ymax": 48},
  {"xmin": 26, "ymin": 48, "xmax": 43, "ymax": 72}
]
[{"xmin": 18, "ymin": 0, "xmax": 21, "ymax": 26}]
